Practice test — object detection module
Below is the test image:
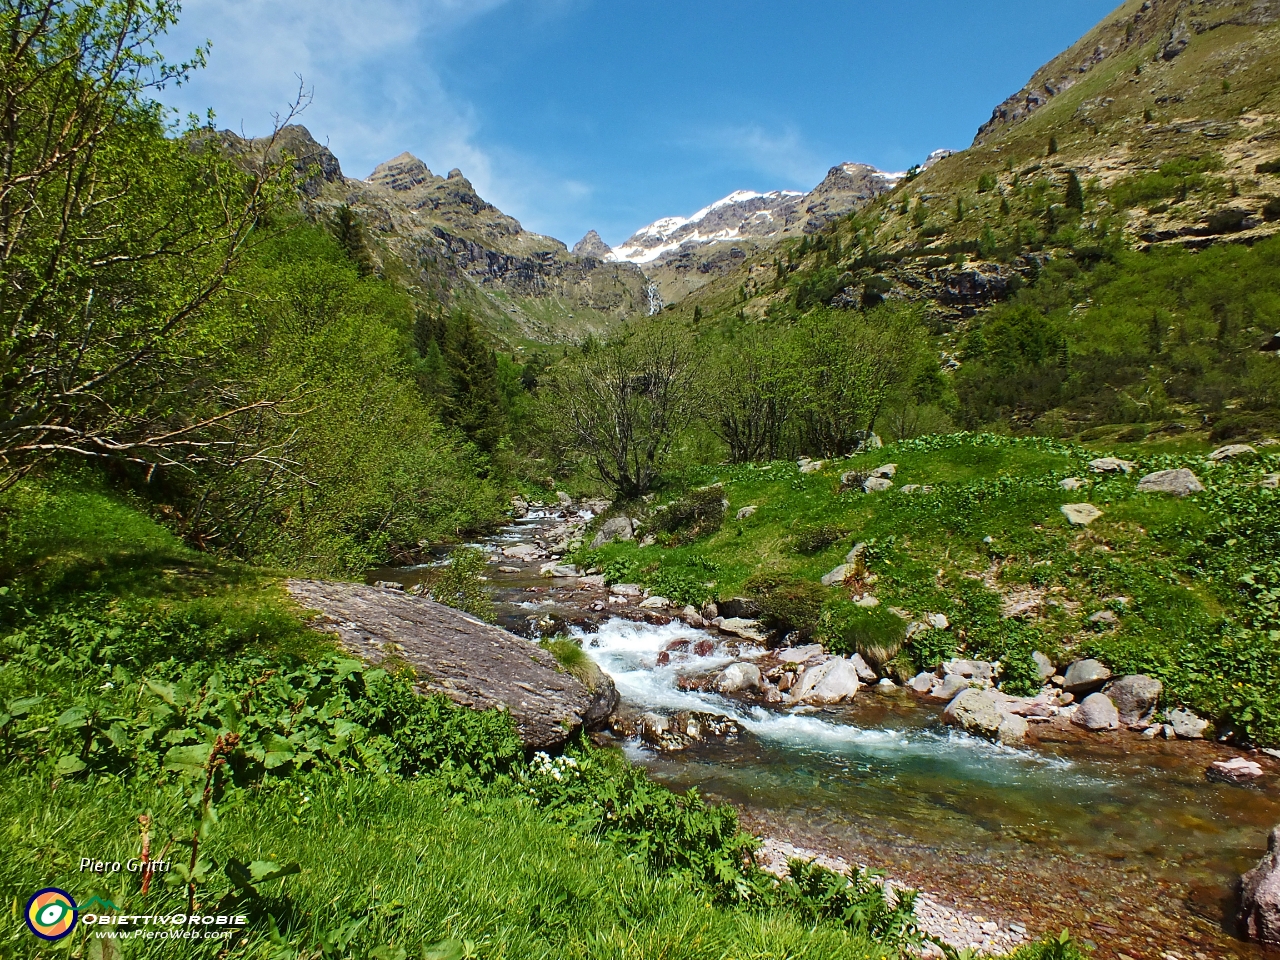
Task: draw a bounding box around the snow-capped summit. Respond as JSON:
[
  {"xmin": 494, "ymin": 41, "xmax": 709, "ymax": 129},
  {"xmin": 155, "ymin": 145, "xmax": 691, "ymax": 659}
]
[{"xmin": 609, "ymin": 154, "xmax": 938, "ymax": 268}]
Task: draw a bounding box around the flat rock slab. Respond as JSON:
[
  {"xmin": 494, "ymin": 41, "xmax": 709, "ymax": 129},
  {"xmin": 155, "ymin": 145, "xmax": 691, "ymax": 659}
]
[{"xmin": 287, "ymin": 579, "xmax": 595, "ymax": 750}]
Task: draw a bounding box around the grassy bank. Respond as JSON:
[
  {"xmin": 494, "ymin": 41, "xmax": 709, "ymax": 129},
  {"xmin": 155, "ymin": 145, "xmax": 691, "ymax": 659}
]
[
  {"xmin": 578, "ymin": 433, "xmax": 1280, "ymax": 745},
  {"xmin": 0, "ymin": 473, "xmax": 963, "ymax": 959}
]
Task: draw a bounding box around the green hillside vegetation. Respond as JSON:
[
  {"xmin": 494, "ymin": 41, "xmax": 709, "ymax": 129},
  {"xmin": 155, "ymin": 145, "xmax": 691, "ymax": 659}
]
[
  {"xmin": 0, "ymin": 476, "xmax": 977, "ymax": 960},
  {"xmin": 576, "ymin": 434, "xmax": 1280, "ymax": 745}
]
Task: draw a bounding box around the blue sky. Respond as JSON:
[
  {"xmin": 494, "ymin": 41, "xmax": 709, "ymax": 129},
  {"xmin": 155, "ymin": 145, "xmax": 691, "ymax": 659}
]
[{"xmin": 158, "ymin": 0, "xmax": 1119, "ymax": 247}]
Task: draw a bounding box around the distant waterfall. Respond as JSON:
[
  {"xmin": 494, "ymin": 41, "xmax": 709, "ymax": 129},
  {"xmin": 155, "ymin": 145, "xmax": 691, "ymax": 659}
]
[{"xmin": 645, "ymin": 282, "xmax": 663, "ymax": 316}]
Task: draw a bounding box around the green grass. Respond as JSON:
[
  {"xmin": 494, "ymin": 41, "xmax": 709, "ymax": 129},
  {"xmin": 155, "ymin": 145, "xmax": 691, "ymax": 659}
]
[
  {"xmin": 0, "ymin": 774, "xmax": 893, "ymax": 960},
  {"xmin": 579, "ymin": 433, "xmax": 1280, "ymax": 743},
  {"xmin": 0, "ymin": 472, "xmax": 925, "ymax": 959}
]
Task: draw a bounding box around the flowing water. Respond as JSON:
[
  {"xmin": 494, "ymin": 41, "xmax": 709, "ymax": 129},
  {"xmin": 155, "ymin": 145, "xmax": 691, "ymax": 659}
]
[{"xmin": 375, "ymin": 510, "xmax": 1280, "ymax": 960}]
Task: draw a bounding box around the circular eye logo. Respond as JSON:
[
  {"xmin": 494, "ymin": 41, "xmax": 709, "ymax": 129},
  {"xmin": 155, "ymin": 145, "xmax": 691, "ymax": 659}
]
[{"xmin": 25, "ymin": 888, "xmax": 78, "ymax": 941}]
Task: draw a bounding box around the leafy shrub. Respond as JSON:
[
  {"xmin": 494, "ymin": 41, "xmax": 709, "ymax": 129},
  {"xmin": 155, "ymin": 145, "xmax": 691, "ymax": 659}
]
[
  {"xmin": 651, "ymin": 485, "xmax": 727, "ymax": 543},
  {"xmin": 647, "ymin": 567, "xmax": 713, "ymax": 606},
  {"xmin": 777, "ymin": 858, "xmax": 921, "ymax": 947},
  {"xmin": 792, "ymin": 523, "xmax": 847, "ymax": 554},
  {"xmin": 425, "ymin": 546, "xmax": 495, "ymax": 622},
  {"xmin": 1109, "ymin": 156, "xmax": 1222, "ymax": 208},
  {"xmin": 744, "ymin": 573, "xmax": 826, "ymax": 638},
  {"xmin": 0, "ymin": 606, "xmax": 523, "ymax": 785},
  {"xmin": 905, "ymin": 627, "xmax": 957, "ymax": 672},
  {"xmin": 522, "ymin": 747, "xmax": 759, "ymax": 900},
  {"xmin": 818, "ymin": 600, "xmax": 906, "ymax": 670}
]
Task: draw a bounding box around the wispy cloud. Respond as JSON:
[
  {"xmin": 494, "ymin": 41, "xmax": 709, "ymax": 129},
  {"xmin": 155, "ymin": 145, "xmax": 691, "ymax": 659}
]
[
  {"xmin": 158, "ymin": 1, "xmax": 505, "ymax": 190},
  {"xmin": 686, "ymin": 123, "xmax": 830, "ymax": 191}
]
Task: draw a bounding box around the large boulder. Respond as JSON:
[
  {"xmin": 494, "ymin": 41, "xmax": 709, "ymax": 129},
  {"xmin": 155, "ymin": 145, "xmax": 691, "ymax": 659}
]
[
  {"xmin": 591, "ymin": 516, "xmax": 635, "ymax": 548},
  {"xmin": 1104, "ymin": 675, "xmax": 1162, "ymax": 724},
  {"xmin": 863, "ymin": 477, "xmax": 894, "ymax": 493},
  {"xmin": 1241, "ymin": 826, "xmax": 1280, "ymax": 944},
  {"xmin": 1090, "ymin": 457, "xmax": 1136, "ymax": 474},
  {"xmin": 1072, "ymin": 692, "xmax": 1120, "ymax": 731},
  {"xmin": 716, "ymin": 662, "xmax": 762, "ymax": 695},
  {"xmin": 718, "ymin": 597, "xmax": 763, "ymax": 620},
  {"xmin": 1033, "ymin": 651, "xmax": 1056, "ymax": 680},
  {"xmin": 849, "ymin": 653, "xmax": 879, "ymax": 683},
  {"xmin": 821, "ymin": 564, "xmax": 853, "ymax": 586},
  {"xmin": 931, "ymin": 673, "xmax": 972, "ymax": 700},
  {"xmin": 943, "ymin": 689, "xmax": 1004, "ymax": 740},
  {"xmin": 1209, "ymin": 443, "xmax": 1257, "ymax": 461},
  {"xmin": 997, "ymin": 713, "xmax": 1030, "ymax": 744},
  {"xmin": 1137, "ymin": 468, "xmax": 1204, "ymax": 497},
  {"xmin": 943, "ymin": 659, "xmax": 994, "ymax": 682},
  {"xmin": 790, "ymin": 657, "xmax": 862, "ymax": 704},
  {"xmin": 1063, "ymin": 659, "xmax": 1112, "ymax": 694},
  {"xmin": 1168, "ymin": 706, "xmax": 1211, "ymax": 739}
]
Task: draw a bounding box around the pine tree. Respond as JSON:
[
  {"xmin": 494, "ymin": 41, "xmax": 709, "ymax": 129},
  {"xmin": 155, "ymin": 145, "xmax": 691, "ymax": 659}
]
[
  {"xmin": 1065, "ymin": 171, "xmax": 1085, "ymax": 212},
  {"xmin": 1047, "ymin": 136, "xmax": 1059, "ymax": 156},
  {"xmin": 333, "ymin": 205, "xmax": 374, "ymax": 276}
]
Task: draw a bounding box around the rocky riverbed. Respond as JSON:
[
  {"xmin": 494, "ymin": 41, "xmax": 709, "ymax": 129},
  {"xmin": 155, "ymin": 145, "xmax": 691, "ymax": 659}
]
[{"xmin": 371, "ymin": 500, "xmax": 1280, "ymax": 960}]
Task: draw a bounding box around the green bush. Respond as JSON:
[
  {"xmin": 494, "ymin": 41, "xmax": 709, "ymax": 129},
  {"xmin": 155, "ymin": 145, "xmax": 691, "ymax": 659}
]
[
  {"xmin": 818, "ymin": 600, "xmax": 906, "ymax": 670},
  {"xmin": 426, "ymin": 546, "xmax": 496, "ymax": 622},
  {"xmin": 744, "ymin": 573, "xmax": 826, "ymax": 638},
  {"xmin": 651, "ymin": 485, "xmax": 728, "ymax": 543},
  {"xmin": 792, "ymin": 523, "xmax": 848, "ymax": 554},
  {"xmin": 777, "ymin": 858, "xmax": 921, "ymax": 947}
]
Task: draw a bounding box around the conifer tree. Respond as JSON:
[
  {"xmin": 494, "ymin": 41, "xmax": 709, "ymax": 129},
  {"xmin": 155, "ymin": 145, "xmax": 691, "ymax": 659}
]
[{"xmin": 1065, "ymin": 171, "xmax": 1085, "ymax": 212}]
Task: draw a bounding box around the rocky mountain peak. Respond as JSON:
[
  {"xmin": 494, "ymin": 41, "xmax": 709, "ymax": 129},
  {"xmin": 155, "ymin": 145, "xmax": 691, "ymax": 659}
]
[
  {"xmin": 367, "ymin": 152, "xmax": 438, "ymax": 192},
  {"xmin": 572, "ymin": 230, "xmax": 614, "ymax": 260}
]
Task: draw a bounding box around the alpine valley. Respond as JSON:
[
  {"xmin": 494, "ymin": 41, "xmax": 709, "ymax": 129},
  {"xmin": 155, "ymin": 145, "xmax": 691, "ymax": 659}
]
[{"xmin": 5, "ymin": 2, "xmax": 1280, "ymax": 960}]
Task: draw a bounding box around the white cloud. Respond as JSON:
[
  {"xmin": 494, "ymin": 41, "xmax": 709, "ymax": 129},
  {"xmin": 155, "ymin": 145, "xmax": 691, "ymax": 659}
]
[{"xmin": 158, "ymin": 1, "xmax": 505, "ymax": 192}]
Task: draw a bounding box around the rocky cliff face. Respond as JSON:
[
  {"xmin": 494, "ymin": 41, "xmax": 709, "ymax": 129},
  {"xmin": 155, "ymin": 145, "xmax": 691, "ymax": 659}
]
[
  {"xmin": 973, "ymin": 0, "xmax": 1280, "ymax": 145},
  {"xmin": 221, "ymin": 126, "xmax": 648, "ymax": 343}
]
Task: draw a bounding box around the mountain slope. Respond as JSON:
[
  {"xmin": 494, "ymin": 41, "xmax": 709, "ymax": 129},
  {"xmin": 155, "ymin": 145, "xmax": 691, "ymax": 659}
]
[{"xmin": 221, "ymin": 126, "xmax": 650, "ymax": 345}]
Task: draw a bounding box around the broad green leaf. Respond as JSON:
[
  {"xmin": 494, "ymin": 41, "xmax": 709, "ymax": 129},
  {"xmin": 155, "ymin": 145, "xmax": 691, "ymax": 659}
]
[
  {"xmin": 163, "ymin": 743, "xmax": 212, "ymax": 776},
  {"xmin": 56, "ymin": 706, "xmax": 90, "ymax": 728},
  {"xmin": 55, "ymin": 754, "xmax": 87, "ymax": 775},
  {"xmin": 422, "ymin": 939, "xmax": 466, "ymax": 960}
]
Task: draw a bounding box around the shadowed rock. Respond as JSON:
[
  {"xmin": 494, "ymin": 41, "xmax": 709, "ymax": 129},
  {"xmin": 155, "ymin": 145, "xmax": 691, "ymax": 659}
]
[{"xmin": 286, "ymin": 579, "xmax": 609, "ymax": 750}]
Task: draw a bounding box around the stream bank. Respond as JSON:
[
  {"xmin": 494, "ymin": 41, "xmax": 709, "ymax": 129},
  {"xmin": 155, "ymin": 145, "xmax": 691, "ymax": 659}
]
[{"xmin": 372, "ymin": 503, "xmax": 1280, "ymax": 960}]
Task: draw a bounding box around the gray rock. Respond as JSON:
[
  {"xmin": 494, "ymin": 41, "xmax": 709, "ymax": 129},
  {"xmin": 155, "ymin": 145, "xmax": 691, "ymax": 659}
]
[
  {"xmin": 798, "ymin": 458, "xmax": 825, "ymax": 474},
  {"xmin": 900, "ymin": 484, "xmax": 921, "ymax": 494},
  {"xmin": 997, "ymin": 713, "xmax": 1030, "ymax": 744},
  {"xmin": 735, "ymin": 505, "xmax": 758, "ymax": 520},
  {"xmin": 1209, "ymin": 443, "xmax": 1257, "ymax": 461},
  {"xmin": 716, "ymin": 662, "xmax": 762, "ymax": 694},
  {"xmin": 910, "ymin": 671, "xmax": 936, "ymax": 694},
  {"xmin": 556, "ymin": 491, "xmax": 573, "ymax": 506},
  {"xmin": 1104, "ymin": 675, "xmax": 1162, "ymax": 723},
  {"xmin": 610, "ymin": 583, "xmax": 643, "ymax": 597},
  {"xmin": 511, "ymin": 496, "xmax": 529, "ymax": 518},
  {"xmin": 1032, "ymin": 651, "xmax": 1056, "ymax": 680},
  {"xmin": 1240, "ymin": 825, "xmax": 1280, "ymax": 944},
  {"xmin": 591, "ymin": 516, "xmax": 635, "ymax": 548},
  {"xmin": 790, "ymin": 657, "xmax": 862, "ymax": 704},
  {"xmin": 863, "ymin": 477, "xmax": 894, "ymax": 493},
  {"xmin": 1061, "ymin": 503, "xmax": 1103, "ymax": 526},
  {"xmin": 1261, "ymin": 473, "xmax": 1280, "ymax": 490},
  {"xmin": 284, "ymin": 579, "xmax": 601, "ymax": 750},
  {"xmin": 779, "ymin": 644, "xmax": 824, "ymax": 663},
  {"xmin": 1060, "ymin": 477, "xmax": 1086, "ymax": 491},
  {"xmin": 1072, "ymin": 692, "xmax": 1120, "ymax": 731},
  {"xmin": 944, "ymin": 659, "xmax": 994, "ymax": 682},
  {"xmin": 718, "ymin": 597, "xmax": 762, "ymax": 619},
  {"xmin": 1063, "ymin": 658, "xmax": 1112, "ymax": 694},
  {"xmin": 932, "ymin": 673, "xmax": 972, "ymax": 700},
  {"xmin": 713, "ymin": 617, "xmax": 768, "ymax": 643},
  {"xmin": 821, "ymin": 564, "xmax": 852, "ymax": 587},
  {"xmin": 1208, "ymin": 756, "xmax": 1265, "ymax": 785},
  {"xmin": 638, "ymin": 595, "xmax": 670, "ymax": 609},
  {"xmin": 1089, "ymin": 457, "xmax": 1136, "ymax": 474},
  {"xmin": 1168, "ymin": 706, "xmax": 1211, "ymax": 739},
  {"xmin": 927, "ymin": 612, "xmax": 950, "ymax": 630},
  {"xmin": 540, "ymin": 562, "xmax": 580, "ymax": 578},
  {"xmin": 845, "ymin": 543, "xmax": 868, "ymax": 563},
  {"xmin": 943, "ymin": 688, "xmax": 1004, "ymax": 739},
  {"xmin": 870, "ymin": 463, "xmax": 897, "ymax": 479},
  {"xmin": 1089, "ymin": 609, "xmax": 1118, "ymax": 626},
  {"xmin": 1137, "ymin": 468, "xmax": 1204, "ymax": 497},
  {"xmin": 849, "ymin": 653, "xmax": 879, "ymax": 683}
]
